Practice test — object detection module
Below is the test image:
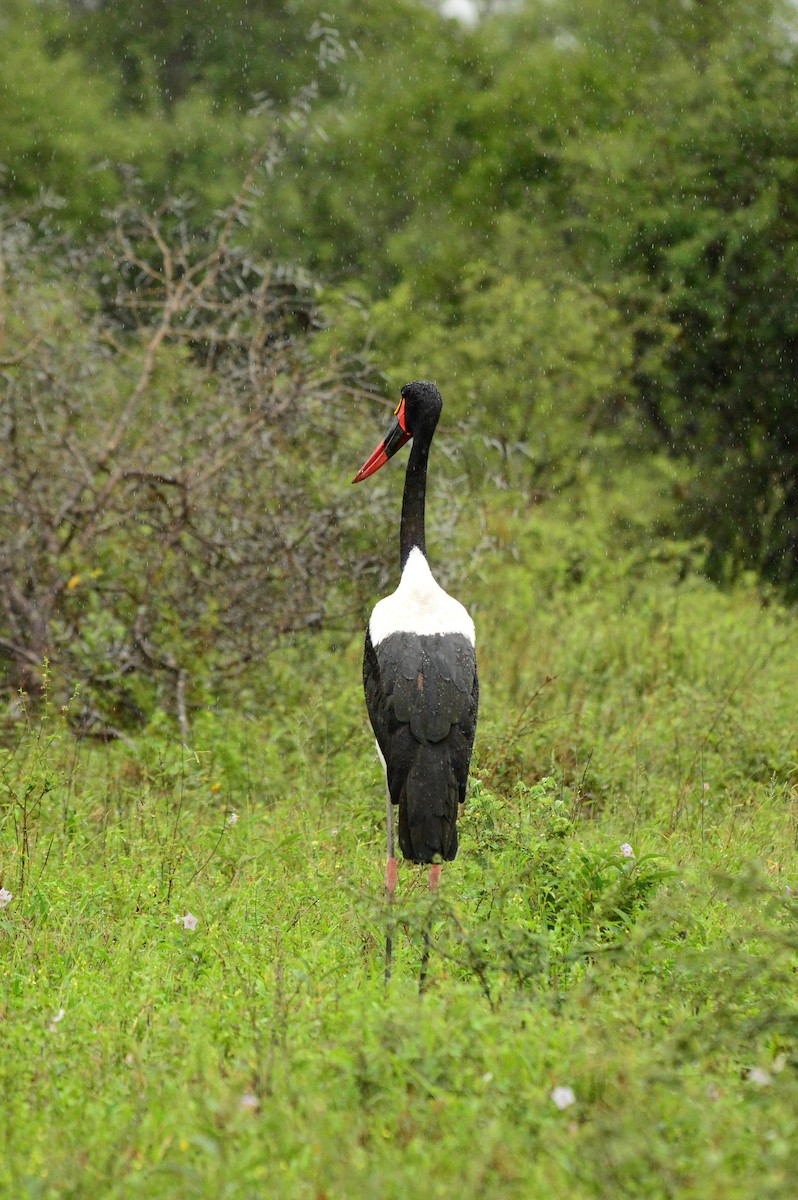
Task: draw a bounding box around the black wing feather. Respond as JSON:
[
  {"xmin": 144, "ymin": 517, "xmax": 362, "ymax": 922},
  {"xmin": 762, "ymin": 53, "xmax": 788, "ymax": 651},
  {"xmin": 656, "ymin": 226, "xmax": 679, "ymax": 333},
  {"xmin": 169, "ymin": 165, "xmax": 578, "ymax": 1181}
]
[{"xmin": 363, "ymin": 629, "xmax": 478, "ymax": 863}]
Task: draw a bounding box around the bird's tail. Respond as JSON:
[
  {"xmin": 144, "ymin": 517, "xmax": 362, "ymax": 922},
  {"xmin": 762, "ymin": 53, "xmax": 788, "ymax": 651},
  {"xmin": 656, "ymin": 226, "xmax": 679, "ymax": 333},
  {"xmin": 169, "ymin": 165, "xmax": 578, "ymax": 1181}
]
[{"xmin": 397, "ymin": 744, "xmax": 459, "ymax": 864}]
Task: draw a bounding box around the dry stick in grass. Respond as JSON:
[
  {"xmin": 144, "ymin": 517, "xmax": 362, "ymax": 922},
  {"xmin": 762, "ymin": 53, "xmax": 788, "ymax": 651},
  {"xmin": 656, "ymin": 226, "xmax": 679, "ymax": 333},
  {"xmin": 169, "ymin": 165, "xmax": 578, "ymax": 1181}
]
[
  {"xmin": 483, "ymin": 675, "xmax": 556, "ymax": 789},
  {"xmin": 668, "ymin": 638, "xmax": 792, "ymax": 832}
]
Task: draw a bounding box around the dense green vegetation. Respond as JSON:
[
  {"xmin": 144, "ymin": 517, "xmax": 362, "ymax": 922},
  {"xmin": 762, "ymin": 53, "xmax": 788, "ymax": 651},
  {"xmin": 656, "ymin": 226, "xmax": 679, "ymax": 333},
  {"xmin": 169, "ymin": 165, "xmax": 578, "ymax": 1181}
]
[
  {"xmin": 2, "ymin": 571, "xmax": 797, "ymax": 1197},
  {"xmin": 2, "ymin": 1, "xmax": 798, "ymax": 1195}
]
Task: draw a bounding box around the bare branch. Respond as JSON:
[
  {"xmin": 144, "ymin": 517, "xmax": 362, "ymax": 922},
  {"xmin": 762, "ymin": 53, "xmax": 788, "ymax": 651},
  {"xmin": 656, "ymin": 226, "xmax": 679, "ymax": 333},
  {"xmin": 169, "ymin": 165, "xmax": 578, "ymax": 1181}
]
[{"xmin": 0, "ymin": 181, "xmax": 386, "ymax": 730}]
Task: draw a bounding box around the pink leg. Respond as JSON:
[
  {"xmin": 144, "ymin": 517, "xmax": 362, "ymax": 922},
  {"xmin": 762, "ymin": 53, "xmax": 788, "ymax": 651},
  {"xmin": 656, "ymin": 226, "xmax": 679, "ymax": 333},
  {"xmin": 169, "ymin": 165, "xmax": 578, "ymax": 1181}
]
[
  {"xmin": 420, "ymin": 863, "xmax": 441, "ymax": 992},
  {"xmin": 385, "ymin": 855, "xmax": 398, "ymax": 899},
  {"xmin": 385, "ymin": 791, "xmax": 396, "ymax": 984}
]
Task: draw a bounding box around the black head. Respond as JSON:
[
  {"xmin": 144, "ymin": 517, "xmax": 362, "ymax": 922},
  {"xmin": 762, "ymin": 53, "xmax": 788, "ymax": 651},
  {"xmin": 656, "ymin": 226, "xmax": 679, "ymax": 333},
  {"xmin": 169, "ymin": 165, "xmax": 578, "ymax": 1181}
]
[
  {"xmin": 353, "ymin": 380, "xmax": 443, "ymax": 483},
  {"xmin": 399, "ymin": 380, "xmax": 443, "ymax": 435}
]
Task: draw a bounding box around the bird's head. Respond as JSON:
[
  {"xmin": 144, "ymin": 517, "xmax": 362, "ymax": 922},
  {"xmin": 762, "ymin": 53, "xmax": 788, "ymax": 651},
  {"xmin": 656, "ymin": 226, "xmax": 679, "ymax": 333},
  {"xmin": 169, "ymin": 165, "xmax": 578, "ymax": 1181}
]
[{"xmin": 352, "ymin": 380, "xmax": 442, "ymax": 483}]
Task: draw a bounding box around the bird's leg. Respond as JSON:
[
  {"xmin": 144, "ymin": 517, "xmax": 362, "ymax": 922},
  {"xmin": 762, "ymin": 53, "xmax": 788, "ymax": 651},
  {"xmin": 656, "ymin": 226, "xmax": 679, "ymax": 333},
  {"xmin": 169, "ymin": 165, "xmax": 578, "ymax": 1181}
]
[
  {"xmin": 419, "ymin": 864, "xmax": 441, "ymax": 993},
  {"xmin": 384, "ymin": 788, "xmax": 397, "ymax": 985}
]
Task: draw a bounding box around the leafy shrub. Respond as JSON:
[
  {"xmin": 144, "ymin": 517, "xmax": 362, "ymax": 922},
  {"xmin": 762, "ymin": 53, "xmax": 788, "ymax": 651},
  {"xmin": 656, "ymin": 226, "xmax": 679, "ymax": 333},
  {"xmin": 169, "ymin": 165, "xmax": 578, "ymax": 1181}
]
[{"xmin": 403, "ymin": 778, "xmax": 674, "ymax": 1002}]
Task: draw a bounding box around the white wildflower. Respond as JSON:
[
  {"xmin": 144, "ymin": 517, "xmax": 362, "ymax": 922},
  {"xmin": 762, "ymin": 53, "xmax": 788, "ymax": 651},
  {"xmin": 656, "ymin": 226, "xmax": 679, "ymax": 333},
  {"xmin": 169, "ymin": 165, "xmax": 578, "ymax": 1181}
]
[
  {"xmin": 227, "ymin": 812, "xmax": 239, "ymax": 825},
  {"xmin": 619, "ymin": 843, "xmax": 635, "ymax": 858},
  {"xmin": 0, "ymin": 887, "xmax": 12, "ymax": 908},
  {"xmin": 746, "ymin": 1067, "xmax": 772, "ymax": 1087},
  {"xmin": 48, "ymin": 1007, "xmax": 66, "ymax": 1032},
  {"xmin": 177, "ymin": 912, "xmax": 198, "ymax": 931},
  {"xmin": 551, "ymin": 1085, "xmax": 576, "ymax": 1110},
  {"xmin": 239, "ymin": 1092, "xmax": 259, "ymax": 1111}
]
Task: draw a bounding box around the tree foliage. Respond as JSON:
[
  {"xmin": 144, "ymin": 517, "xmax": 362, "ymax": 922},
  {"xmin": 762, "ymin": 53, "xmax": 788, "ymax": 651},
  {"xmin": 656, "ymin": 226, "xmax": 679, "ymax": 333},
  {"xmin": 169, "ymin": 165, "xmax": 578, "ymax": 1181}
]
[
  {"xmin": 568, "ymin": 20, "xmax": 798, "ymax": 582},
  {"xmin": 2, "ymin": 0, "xmax": 798, "ymax": 725},
  {"xmin": 306, "ymin": 0, "xmax": 798, "ymax": 587}
]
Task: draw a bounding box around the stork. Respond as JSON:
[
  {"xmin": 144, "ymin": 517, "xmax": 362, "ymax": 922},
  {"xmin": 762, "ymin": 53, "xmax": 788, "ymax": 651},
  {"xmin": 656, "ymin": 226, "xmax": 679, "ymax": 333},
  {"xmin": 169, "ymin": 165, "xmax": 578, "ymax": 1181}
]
[{"xmin": 353, "ymin": 380, "xmax": 479, "ymax": 982}]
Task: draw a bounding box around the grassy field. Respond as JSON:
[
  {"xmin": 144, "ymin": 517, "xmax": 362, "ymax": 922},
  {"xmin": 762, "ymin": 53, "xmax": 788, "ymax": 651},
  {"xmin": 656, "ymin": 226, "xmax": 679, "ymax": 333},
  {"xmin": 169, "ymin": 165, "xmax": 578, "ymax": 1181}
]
[{"xmin": 2, "ymin": 549, "xmax": 798, "ymax": 1199}]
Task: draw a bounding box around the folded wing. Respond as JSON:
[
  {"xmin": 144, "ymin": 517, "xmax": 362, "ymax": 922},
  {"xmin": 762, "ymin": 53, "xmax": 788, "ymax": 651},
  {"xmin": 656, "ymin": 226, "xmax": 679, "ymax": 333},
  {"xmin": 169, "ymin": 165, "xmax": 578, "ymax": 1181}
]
[{"xmin": 363, "ymin": 629, "xmax": 479, "ymax": 863}]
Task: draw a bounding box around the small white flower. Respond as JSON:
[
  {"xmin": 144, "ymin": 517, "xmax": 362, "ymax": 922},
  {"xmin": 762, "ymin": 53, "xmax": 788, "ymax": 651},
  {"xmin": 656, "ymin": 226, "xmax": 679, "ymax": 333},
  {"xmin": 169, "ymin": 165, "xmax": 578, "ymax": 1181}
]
[
  {"xmin": 48, "ymin": 1007, "xmax": 66, "ymax": 1032},
  {"xmin": 227, "ymin": 812, "xmax": 239, "ymax": 825},
  {"xmin": 177, "ymin": 912, "xmax": 198, "ymax": 931},
  {"xmin": 239, "ymin": 1092, "xmax": 259, "ymax": 1111},
  {"xmin": 0, "ymin": 887, "xmax": 12, "ymax": 908},
  {"xmin": 550, "ymin": 1085, "xmax": 576, "ymax": 1110},
  {"xmin": 619, "ymin": 843, "xmax": 635, "ymax": 858},
  {"xmin": 481, "ymin": 1072, "xmax": 494, "ymax": 1084},
  {"xmin": 746, "ymin": 1067, "xmax": 772, "ymax": 1087}
]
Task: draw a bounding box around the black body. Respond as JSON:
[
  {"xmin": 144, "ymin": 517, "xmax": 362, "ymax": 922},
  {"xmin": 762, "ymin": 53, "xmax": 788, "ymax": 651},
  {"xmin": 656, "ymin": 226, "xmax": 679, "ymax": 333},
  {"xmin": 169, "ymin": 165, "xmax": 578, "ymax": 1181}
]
[{"xmin": 364, "ymin": 629, "xmax": 478, "ymax": 863}]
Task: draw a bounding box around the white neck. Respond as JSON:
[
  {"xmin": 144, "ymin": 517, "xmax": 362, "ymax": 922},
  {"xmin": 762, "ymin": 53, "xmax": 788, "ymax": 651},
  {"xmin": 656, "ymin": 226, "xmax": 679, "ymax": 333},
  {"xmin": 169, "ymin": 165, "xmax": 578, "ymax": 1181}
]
[{"xmin": 369, "ymin": 547, "xmax": 475, "ymax": 646}]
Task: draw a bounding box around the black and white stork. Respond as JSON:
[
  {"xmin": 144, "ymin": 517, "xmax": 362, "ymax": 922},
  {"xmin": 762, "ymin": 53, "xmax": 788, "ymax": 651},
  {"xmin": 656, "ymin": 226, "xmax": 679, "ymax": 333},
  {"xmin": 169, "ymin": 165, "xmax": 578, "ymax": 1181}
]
[{"xmin": 353, "ymin": 380, "xmax": 478, "ymax": 978}]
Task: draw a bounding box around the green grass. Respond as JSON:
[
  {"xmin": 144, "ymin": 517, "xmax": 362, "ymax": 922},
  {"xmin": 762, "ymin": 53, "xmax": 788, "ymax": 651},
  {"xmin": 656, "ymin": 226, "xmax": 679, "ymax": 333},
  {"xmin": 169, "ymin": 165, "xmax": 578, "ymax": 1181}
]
[{"xmin": 2, "ymin": 561, "xmax": 798, "ymax": 1199}]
